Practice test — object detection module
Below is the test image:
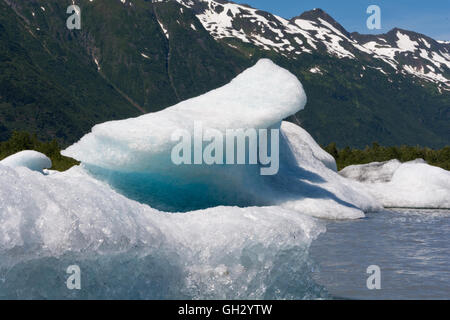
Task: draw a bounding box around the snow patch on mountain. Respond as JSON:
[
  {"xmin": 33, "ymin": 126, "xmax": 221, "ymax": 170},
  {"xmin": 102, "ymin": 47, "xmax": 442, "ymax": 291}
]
[
  {"xmin": 396, "ymin": 32, "xmax": 419, "ymax": 52},
  {"xmin": 172, "ymin": 1, "xmax": 450, "ymax": 87},
  {"xmin": 157, "ymin": 19, "xmax": 169, "ymax": 39}
]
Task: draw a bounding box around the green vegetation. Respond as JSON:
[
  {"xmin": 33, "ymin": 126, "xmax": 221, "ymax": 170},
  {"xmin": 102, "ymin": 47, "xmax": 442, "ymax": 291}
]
[
  {"xmin": 324, "ymin": 142, "xmax": 450, "ymax": 171},
  {"xmin": 0, "ymin": 131, "xmax": 79, "ymax": 171},
  {"xmin": 2, "ymin": 132, "xmax": 449, "ymax": 173},
  {"xmin": 0, "ymin": 0, "xmax": 250, "ymax": 145},
  {"xmin": 1, "ymin": 0, "xmax": 449, "ymax": 149}
]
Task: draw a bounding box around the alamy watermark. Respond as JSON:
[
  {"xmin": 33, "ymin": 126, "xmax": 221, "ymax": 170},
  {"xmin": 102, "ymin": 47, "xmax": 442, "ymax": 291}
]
[
  {"xmin": 66, "ymin": 5, "xmax": 81, "ymax": 30},
  {"xmin": 366, "ymin": 5, "xmax": 381, "ymax": 30},
  {"xmin": 66, "ymin": 265, "xmax": 81, "ymax": 290},
  {"xmin": 366, "ymin": 265, "xmax": 381, "ymax": 290},
  {"xmin": 170, "ymin": 121, "xmax": 280, "ymax": 176}
]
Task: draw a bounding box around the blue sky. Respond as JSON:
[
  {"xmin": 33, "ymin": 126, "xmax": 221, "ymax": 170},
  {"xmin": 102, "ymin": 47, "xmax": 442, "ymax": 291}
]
[{"xmin": 233, "ymin": 0, "xmax": 450, "ymax": 40}]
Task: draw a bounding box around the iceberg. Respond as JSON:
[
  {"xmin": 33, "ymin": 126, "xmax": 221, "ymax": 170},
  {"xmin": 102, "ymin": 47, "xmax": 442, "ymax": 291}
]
[
  {"xmin": 0, "ymin": 150, "xmax": 51, "ymax": 173},
  {"xmin": 339, "ymin": 159, "xmax": 403, "ymax": 183},
  {"xmin": 340, "ymin": 159, "xmax": 450, "ymax": 209},
  {"xmin": 0, "ymin": 59, "xmax": 387, "ymax": 299},
  {"xmin": 63, "ymin": 59, "xmax": 380, "ymax": 218}
]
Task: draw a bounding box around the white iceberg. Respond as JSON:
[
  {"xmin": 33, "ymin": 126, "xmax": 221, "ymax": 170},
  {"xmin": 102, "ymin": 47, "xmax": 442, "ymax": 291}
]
[
  {"xmin": 340, "ymin": 159, "xmax": 450, "ymax": 209},
  {"xmin": 0, "ymin": 150, "xmax": 51, "ymax": 173},
  {"xmin": 62, "ymin": 59, "xmax": 380, "ymax": 219}
]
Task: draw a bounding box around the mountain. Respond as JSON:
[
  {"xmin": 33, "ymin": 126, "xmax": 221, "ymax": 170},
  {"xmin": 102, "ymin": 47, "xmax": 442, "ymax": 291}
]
[
  {"xmin": 177, "ymin": 1, "xmax": 450, "ymax": 88},
  {"xmin": 1, "ymin": 0, "xmax": 449, "ymax": 148}
]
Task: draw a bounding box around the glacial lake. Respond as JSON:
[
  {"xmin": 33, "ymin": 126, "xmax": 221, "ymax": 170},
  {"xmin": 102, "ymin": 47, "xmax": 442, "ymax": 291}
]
[{"xmin": 310, "ymin": 209, "xmax": 450, "ymax": 300}]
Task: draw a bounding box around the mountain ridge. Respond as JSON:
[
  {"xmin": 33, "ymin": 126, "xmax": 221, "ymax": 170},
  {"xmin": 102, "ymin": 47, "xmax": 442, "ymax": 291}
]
[
  {"xmin": 0, "ymin": 0, "xmax": 449, "ymax": 148},
  {"xmin": 173, "ymin": 0, "xmax": 450, "ymax": 88}
]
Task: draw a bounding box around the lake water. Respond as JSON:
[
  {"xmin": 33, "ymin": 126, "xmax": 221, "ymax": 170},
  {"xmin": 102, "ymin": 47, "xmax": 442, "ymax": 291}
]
[{"xmin": 310, "ymin": 209, "xmax": 450, "ymax": 300}]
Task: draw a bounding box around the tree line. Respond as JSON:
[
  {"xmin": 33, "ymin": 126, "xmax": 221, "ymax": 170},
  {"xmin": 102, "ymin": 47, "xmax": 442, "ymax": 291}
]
[
  {"xmin": 1, "ymin": 132, "xmax": 449, "ymax": 172},
  {"xmin": 324, "ymin": 142, "xmax": 450, "ymax": 171}
]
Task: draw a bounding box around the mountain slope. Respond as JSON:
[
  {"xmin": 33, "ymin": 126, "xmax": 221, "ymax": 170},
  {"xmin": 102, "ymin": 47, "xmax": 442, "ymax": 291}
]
[
  {"xmin": 0, "ymin": 0, "xmax": 251, "ymax": 144},
  {"xmin": 1, "ymin": 0, "xmax": 449, "ymax": 148},
  {"xmin": 177, "ymin": 1, "xmax": 450, "ymax": 90},
  {"xmin": 0, "ymin": 0, "xmax": 142, "ymax": 142}
]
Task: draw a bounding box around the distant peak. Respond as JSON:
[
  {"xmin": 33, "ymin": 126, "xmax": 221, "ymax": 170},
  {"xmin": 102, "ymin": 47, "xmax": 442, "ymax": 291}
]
[
  {"xmin": 293, "ymin": 8, "xmax": 350, "ymax": 37},
  {"xmin": 387, "ymin": 27, "xmax": 408, "ymax": 35},
  {"xmin": 385, "ymin": 27, "xmax": 436, "ymax": 44},
  {"xmin": 297, "ymin": 8, "xmax": 331, "ymax": 20}
]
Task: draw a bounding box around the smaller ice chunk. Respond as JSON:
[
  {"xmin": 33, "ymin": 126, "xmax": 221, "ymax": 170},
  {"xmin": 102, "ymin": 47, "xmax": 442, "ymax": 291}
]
[
  {"xmin": 340, "ymin": 159, "xmax": 450, "ymax": 209},
  {"xmin": 0, "ymin": 151, "xmax": 51, "ymax": 173},
  {"xmin": 340, "ymin": 159, "xmax": 402, "ymax": 183}
]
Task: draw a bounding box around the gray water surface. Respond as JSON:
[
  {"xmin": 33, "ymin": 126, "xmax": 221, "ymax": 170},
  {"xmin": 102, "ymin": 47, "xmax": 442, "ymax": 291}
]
[{"xmin": 310, "ymin": 209, "xmax": 450, "ymax": 299}]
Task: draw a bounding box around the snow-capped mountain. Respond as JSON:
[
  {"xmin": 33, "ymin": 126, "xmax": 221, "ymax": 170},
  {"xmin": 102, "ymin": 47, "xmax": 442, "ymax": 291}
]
[
  {"xmin": 170, "ymin": 0, "xmax": 450, "ymax": 89},
  {"xmin": 352, "ymin": 29, "xmax": 450, "ymax": 88},
  {"xmin": 2, "ymin": 0, "xmax": 449, "ymax": 148}
]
